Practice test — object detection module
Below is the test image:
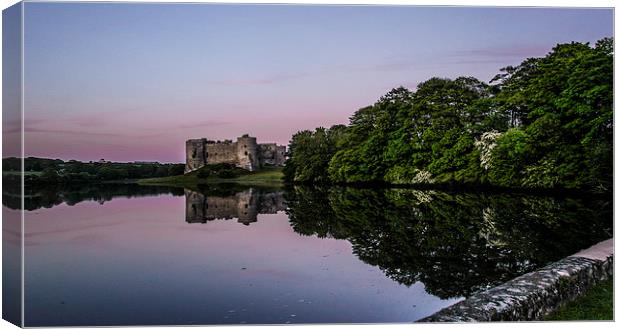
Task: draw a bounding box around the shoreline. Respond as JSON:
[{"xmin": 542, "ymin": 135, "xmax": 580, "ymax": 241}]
[{"xmin": 136, "ymin": 167, "xmax": 285, "ymax": 189}]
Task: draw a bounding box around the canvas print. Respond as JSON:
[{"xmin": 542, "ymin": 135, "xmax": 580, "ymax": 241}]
[{"xmin": 1, "ymin": 1, "xmax": 614, "ymax": 327}]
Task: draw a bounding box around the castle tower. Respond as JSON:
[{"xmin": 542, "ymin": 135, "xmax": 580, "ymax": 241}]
[
  {"xmin": 236, "ymin": 134, "xmax": 259, "ymax": 171},
  {"xmin": 185, "ymin": 139, "xmax": 207, "ymax": 173}
]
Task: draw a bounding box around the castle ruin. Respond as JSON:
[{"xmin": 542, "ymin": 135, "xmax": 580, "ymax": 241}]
[{"xmin": 185, "ymin": 134, "xmax": 286, "ymax": 173}]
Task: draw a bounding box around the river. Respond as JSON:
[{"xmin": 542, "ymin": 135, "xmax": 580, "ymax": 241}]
[{"xmin": 2, "ymin": 183, "xmax": 612, "ymax": 326}]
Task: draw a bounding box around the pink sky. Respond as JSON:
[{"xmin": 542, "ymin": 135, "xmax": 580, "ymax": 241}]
[{"xmin": 10, "ymin": 4, "xmax": 612, "ymax": 163}]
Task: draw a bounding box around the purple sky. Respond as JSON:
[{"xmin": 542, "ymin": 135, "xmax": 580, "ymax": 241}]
[{"xmin": 16, "ymin": 3, "xmax": 613, "ymax": 163}]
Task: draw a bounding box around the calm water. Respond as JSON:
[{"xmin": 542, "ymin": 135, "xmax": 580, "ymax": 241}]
[{"xmin": 3, "ymin": 184, "xmax": 613, "ymax": 326}]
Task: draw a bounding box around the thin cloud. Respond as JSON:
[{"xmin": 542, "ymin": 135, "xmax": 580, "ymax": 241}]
[
  {"xmin": 337, "ymin": 59, "xmax": 450, "ymax": 74},
  {"xmin": 212, "ymin": 72, "xmax": 309, "ymax": 86},
  {"xmin": 346, "ymin": 46, "xmax": 550, "ymax": 74},
  {"xmin": 3, "ymin": 118, "xmax": 47, "ymax": 133},
  {"xmin": 67, "ymin": 115, "xmax": 109, "ymax": 127},
  {"xmin": 23, "ymin": 126, "xmax": 168, "ymax": 139},
  {"xmin": 19, "ymin": 115, "xmax": 170, "ymax": 139},
  {"xmin": 450, "ymin": 45, "xmax": 550, "ymax": 59},
  {"xmin": 445, "ymin": 59, "xmax": 519, "ymax": 65},
  {"xmin": 24, "ymin": 126, "xmax": 119, "ymax": 137},
  {"xmin": 176, "ymin": 120, "xmax": 232, "ymax": 129}
]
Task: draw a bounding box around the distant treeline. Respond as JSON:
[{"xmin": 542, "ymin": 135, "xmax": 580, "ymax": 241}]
[
  {"xmin": 283, "ymin": 38, "xmax": 613, "ymax": 192},
  {"xmin": 3, "ymin": 157, "xmax": 184, "ymax": 186}
]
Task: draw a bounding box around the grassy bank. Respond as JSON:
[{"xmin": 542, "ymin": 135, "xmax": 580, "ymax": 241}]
[
  {"xmin": 137, "ymin": 167, "xmax": 284, "ymax": 188},
  {"xmin": 3, "ymin": 171, "xmax": 42, "ymax": 176},
  {"xmin": 545, "ymin": 277, "xmax": 613, "ymax": 321}
]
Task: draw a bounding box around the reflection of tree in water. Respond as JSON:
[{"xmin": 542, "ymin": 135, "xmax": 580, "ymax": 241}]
[
  {"xmin": 285, "ymin": 187, "xmax": 612, "ymax": 299},
  {"xmin": 3, "ymin": 184, "xmax": 184, "ymax": 211}
]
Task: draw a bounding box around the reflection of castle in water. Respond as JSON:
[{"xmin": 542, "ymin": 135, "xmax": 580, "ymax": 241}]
[{"xmin": 185, "ymin": 188, "xmax": 286, "ymax": 225}]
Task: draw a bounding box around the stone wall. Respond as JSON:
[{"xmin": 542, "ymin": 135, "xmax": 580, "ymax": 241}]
[
  {"xmin": 205, "ymin": 140, "xmax": 238, "ymax": 165},
  {"xmin": 419, "ymin": 239, "xmax": 613, "ymax": 322},
  {"xmin": 275, "ymin": 145, "xmax": 286, "ymax": 166},
  {"xmin": 258, "ymin": 143, "xmax": 286, "ymax": 166}
]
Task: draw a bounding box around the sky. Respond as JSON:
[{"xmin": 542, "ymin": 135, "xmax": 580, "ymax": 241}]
[{"xmin": 12, "ymin": 3, "xmax": 614, "ymax": 163}]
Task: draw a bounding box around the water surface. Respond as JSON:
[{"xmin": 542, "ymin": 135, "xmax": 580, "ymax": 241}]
[{"xmin": 6, "ymin": 184, "xmax": 612, "ymax": 326}]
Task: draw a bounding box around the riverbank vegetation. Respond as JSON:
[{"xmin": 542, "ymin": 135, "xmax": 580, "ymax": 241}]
[
  {"xmin": 138, "ymin": 164, "xmax": 284, "ymax": 188},
  {"xmin": 545, "ymin": 277, "xmax": 613, "ymax": 320},
  {"xmin": 284, "ymin": 38, "xmax": 613, "ymax": 192},
  {"xmin": 2, "ymin": 157, "xmax": 185, "ymax": 186}
]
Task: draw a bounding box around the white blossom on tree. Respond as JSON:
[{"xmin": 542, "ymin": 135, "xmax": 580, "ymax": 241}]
[
  {"xmin": 412, "ymin": 169, "xmax": 435, "ymax": 184},
  {"xmin": 474, "ymin": 130, "xmax": 502, "ymax": 170}
]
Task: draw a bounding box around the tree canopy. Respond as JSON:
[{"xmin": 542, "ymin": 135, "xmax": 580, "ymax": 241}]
[{"xmin": 284, "ymin": 38, "xmax": 613, "ymax": 192}]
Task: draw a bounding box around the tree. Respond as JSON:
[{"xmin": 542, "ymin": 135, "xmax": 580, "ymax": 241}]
[
  {"xmin": 40, "ymin": 167, "xmax": 60, "ymax": 183},
  {"xmin": 285, "ymin": 37, "xmax": 613, "ymax": 191},
  {"xmin": 284, "ymin": 125, "xmax": 347, "ymax": 184},
  {"xmin": 489, "ymin": 38, "xmax": 613, "ymax": 190},
  {"xmin": 329, "ymin": 87, "xmax": 414, "ymax": 183}
]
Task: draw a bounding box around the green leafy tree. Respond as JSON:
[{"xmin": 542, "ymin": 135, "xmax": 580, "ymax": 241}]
[
  {"xmin": 329, "ymin": 87, "xmax": 414, "ymax": 183},
  {"xmin": 284, "ymin": 38, "xmax": 612, "ymax": 191},
  {"xmin": 489, "ymin": 38, "xmax": 613, "ymax": 190},
  {"xmin": 284, "ymin": 125, "xmax": 347, "ymax": 184}
]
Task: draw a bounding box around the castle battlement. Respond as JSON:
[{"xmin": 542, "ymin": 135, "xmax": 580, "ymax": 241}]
[{"xmin": 185, "ymin": 134, "xmax": 286, "ymax": 173}]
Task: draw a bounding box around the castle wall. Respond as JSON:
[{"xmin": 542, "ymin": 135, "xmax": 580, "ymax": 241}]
[
  {"xmin": 258, "ymin": 144, "xmax": 287, "ymax": 166},
  {"xmin": 275, "ymin": 145, "xmax": 286, "ymax": 166},
  {"xmin": 258, "ymin": 143, "xmax": 277, "ymax": 166},
  {"xmin": 205, "ymin": 141, "xmax": 238, "ymax": 166}
]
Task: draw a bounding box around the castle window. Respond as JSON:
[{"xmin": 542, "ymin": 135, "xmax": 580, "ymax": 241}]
[
  {"xmin": 244, "ymin": 145, "xmax": 247, "ymax": 148},
  {"xmin": 244, "ymin": 151, "xmax": 248, "ymax": 155},
  {"xmin": 192, "ymin": 149, "xmax": 197, "ymax": 158}
]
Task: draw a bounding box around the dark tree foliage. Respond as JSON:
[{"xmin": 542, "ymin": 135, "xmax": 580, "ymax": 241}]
[
  {"xmin": 284, "ymin": 38, "xmax": 613, "ymax": 191},
  {"xmin": 488, "ymin": 38, "xmax": 613, "ymax": 191},
  {"xmin": 195, "ymin": 163, "xmax": 248, "ymax": 179},
  {"xmin": 283, "ymin": 125, "xmax": 347, "ymax": 184},
  {"xmin": 329, "ymin": 87, "xmax": 415, "ymax": 183}
]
